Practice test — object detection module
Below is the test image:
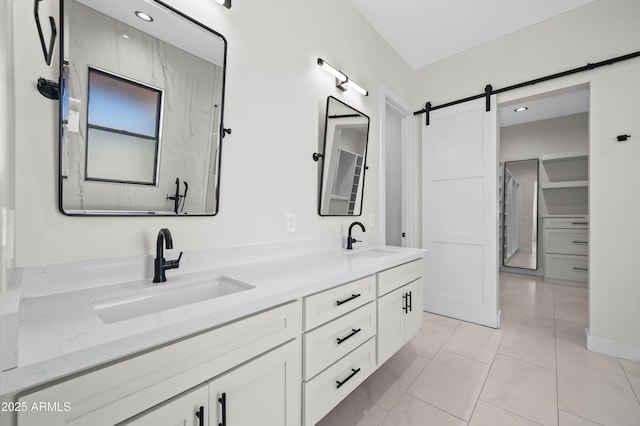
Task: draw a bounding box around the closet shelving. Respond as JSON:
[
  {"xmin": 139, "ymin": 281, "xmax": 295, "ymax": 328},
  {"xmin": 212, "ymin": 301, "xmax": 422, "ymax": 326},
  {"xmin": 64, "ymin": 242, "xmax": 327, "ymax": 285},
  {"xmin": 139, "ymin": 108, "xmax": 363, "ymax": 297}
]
[{"xmin": 540, "ymin": 151, "xmax": 588, "ymax": 216}]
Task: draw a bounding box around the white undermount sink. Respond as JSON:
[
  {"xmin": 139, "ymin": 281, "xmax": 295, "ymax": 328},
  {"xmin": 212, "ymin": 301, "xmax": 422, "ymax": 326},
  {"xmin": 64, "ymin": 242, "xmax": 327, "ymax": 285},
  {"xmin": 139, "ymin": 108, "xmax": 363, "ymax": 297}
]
[
  {"xmin": 348, "ymin": 248, "xmax": 399, "ymax": 258},
  {"xmin": 90, "ymin": 275, "xmax": 254, "ymax": 324}
]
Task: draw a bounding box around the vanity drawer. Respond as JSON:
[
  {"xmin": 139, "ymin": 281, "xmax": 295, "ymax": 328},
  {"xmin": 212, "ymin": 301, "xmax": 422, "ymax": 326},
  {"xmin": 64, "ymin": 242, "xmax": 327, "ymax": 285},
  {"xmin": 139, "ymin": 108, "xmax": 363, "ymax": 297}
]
[
  {"xmin": 544, "ymin": 217, "xmax": 588, "ymax": 229},
  {"xmin": 304, "ymin": 275, "xmax": 375, "ymax": 331},
  {"xmin": 545, "ymin": 229, "xmax": 589, "ymax": 255},
  {"xmin": 303, "ymin": 338, "xmax": 375, "ymax": 426},
  {"xmin": 377, "ymin": 259, "xmax": 423, "ymax": 296},
  {"xmin": 545, "ymin": 254, "xmax": 588, "ymax": 284},
  {"xmin": 303, "ymin": 302, "xmax": 376, "ymax": 380}
]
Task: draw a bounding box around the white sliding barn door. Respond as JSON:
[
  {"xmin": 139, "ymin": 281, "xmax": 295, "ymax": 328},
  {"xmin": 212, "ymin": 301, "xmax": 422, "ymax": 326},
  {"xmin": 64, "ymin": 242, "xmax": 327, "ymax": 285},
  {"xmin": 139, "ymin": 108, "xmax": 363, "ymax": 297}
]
[{"xmin": 422, "ymin": 97, "xmax": 499, "ymax": 328}]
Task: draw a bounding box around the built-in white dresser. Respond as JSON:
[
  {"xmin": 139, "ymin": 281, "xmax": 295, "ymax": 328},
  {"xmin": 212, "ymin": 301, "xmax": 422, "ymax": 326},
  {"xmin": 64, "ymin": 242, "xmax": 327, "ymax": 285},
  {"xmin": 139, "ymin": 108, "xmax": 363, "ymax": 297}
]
[{"xmin": 543, "ymin": 217, "xmax": 588, "ymax": 286}]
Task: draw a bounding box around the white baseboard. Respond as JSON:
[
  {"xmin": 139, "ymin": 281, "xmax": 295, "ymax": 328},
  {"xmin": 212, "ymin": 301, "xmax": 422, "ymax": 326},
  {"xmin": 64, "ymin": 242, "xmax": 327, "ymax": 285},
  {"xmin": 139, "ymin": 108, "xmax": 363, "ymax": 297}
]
[{"xmin": 586, "ymin": 329, "xmax": 640, "ymax": 362}]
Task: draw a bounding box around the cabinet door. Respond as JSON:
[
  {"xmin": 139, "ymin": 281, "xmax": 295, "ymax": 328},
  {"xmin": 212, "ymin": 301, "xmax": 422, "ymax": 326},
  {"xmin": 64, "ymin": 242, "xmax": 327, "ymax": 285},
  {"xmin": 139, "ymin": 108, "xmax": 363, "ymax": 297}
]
[
  {"xmin": 404, "ymin": 278, "xmax": 424, "ymax": 342},
  {"xmin": 122, "ymin": 384, "xmax": 208, "ymax": 426},
  {"xmin": 377, "ymin": 285, "xmax": 406, "ymax": 364},
  {"xmin": 209, "ymin": 340, "xmax": 301, "ymax": 426}
]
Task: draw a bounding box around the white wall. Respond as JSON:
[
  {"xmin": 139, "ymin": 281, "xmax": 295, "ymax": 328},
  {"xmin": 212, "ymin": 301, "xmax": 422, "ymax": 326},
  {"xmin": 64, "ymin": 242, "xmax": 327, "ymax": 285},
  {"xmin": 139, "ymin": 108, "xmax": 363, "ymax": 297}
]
[
  {"xmin": 500, "ymin": 113, "xmax": 589, "ymax": 162},
  {"xmin": 11, "ymin": 0, "xmax": 413, "ymax": 266},
  {"xmin": 413, "ymin": 0, "xmax": 640, "ymax": 349},
  {"xmin": 0, "ymin": 0, "xmax": 15, "ymax": 291}
]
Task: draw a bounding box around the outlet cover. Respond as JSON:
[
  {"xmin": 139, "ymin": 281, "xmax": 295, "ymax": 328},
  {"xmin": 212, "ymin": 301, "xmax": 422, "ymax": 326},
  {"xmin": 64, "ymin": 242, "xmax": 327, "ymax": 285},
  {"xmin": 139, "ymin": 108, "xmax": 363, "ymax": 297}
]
[{"xmin": 286, "ymin": 213, "xmax": 296, "ymax": 233}]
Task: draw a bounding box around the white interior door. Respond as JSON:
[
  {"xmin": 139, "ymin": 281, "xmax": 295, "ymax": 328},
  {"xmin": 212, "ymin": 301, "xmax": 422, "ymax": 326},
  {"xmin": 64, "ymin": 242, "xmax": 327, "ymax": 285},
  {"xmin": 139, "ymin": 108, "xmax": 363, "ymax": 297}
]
[{"xmin": 422, "ymin": 97, "xmax": 499, "ymax": 328}]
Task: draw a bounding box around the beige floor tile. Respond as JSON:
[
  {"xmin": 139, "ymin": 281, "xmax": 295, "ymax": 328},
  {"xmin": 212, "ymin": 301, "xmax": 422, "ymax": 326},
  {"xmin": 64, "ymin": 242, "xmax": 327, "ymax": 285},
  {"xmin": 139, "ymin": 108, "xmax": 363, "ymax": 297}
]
[
  {"xmin": 403, "ymin": 320, "xmax": 459, "ymax": 359},
  {"xmin": 558, "ymin": 410, "xmax": 602, "ymax": 426},
  {"xmin": 423, "ymin": 312, "xmax": 464, "ymax": 329},
  {"xmin": 505, "ymin": 310, "xmax": 556, "ymax": 337},
  {"xmin": 354, "ymin": 348, "xmax": 430, "ymax": 410},
  {"xmin": 407, "ymin": 350, "xmax": 489, "ymax": 421},
  {"xmin": 380, "ymin": 394, "xmax": 466, "ymax": 426},
  {"xmin": 317, "ymin": 391, "xmax": 387, "ymax": 426},
  {"xmin": 498, "ymin": 327, "xmax": 556, "ymax": 369},
  {"xmin": 556, "ymin": 340, "xmax": 624, "ymax": 377},
  {"xmin": 557, "ymin": 360, "xmax": 640, "ymax": 426},
  {"xmin": 442, "ymin": 322, "xmax": 504, "ymax": 364},
  {"xmin": 469, "ymin": 400, "xmax": 542, "ymax": 426},
  {"xmin": 555, "ymin": 318, "xmax": 586, "ymax": 346},
  {"xmin": 480, "ymin": 354, "xmax": 557, "ymax": 426},
  {"xmin": 554, "ymin": 294, "xmax": 588, "ymax": 322},
  {"xmin": 620, "ymin": 359, "xmax": 640, "ymax": 403}
]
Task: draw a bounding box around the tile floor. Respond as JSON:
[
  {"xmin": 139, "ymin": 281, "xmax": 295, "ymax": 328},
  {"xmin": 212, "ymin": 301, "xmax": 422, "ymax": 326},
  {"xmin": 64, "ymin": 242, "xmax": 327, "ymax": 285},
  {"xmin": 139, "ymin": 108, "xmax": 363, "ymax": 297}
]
[{"xmin": 317, "ymin": 273, "xmax": 640, "ymax": 426}]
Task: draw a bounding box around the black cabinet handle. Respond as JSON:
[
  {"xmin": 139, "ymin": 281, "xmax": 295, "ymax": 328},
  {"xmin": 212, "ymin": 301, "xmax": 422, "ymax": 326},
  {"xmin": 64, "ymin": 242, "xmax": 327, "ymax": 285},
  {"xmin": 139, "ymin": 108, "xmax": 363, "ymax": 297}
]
[
  {"xmin": 336, "ymin": 328, "xmax": 362, "ymax": 345},
  {"xmin": 336, "ymin": 368, "xmax": 361, "ymax": 389},
  {"xmin": 218, "ymin": 392, "xmax": 226, "ymax": 426},
  {"xmin": 195, "ymin": 406, "xmax": 204, "ymax": 426},
  {"xmin": 571, "ymin": 222, "xmax": 588, "ymax": 225},
  {"xmin": 402, "ymin": 293, "xmax": 408, "ymax": 313},
  {"xmin": 408, "ymin": 291, "xmax": 413, "ymax": 312},
  {"xmin": 336, "ymin": 293, "xmax": 361, "ymax": 306},
  {"xmin": 572, "ymin": 241, "xmax": 588, "ymax": 244},
  {"xmin": 573, "ymin": 267, "xmax": 588, "ymax": 271}
]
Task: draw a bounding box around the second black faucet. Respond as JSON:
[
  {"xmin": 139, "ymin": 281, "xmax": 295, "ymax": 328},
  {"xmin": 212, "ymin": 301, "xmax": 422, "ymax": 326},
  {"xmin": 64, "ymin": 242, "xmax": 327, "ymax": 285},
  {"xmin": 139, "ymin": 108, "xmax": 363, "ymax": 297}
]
[
  {"xmin": 347, "ymin": 221, "xmax": 366, "ymax": 250},
  {"xmin": 153, "ymin": 228, "xmax": 182, "ymax": 283}
]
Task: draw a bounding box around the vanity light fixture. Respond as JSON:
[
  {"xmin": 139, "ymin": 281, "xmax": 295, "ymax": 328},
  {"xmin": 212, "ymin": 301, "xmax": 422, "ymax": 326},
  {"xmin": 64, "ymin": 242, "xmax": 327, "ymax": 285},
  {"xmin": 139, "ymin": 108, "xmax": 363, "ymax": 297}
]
[
  {"xmin": 514, "ymin": 106, "xmax": 528, "ymax": 112},
  {"xmin": 317, "ymin": 58, "xmax": 368, "ymax": 96},
  {"xmin": 214, "ymin": 0, "xmax": 232, "ymax": 9},
  {"xmin": 135, "ymin": 11, "xmax": 154, "ymax": 22}
]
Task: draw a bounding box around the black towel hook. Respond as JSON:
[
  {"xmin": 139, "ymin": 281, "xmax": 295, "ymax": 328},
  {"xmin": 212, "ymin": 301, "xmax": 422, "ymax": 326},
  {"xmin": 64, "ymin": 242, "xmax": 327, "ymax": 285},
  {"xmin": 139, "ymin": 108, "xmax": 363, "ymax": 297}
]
[{"xmin": 34, "ymin": 0, "xmax": 57, "ymax": 66}]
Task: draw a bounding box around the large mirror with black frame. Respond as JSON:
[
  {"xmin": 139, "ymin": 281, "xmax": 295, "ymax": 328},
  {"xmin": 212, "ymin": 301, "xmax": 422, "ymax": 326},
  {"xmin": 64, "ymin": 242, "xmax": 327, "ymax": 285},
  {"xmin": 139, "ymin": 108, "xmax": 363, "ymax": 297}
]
[
  {"xmin": 317, "ymin": 96, "xmax": 370, "ymax": 216},
  {"xmin": 59, "ymin": 0, "xmax": 226, "ymax": 215},
  {"xmin": 503, "ymin": 159, "xmax": 539, "ymax": 270}
]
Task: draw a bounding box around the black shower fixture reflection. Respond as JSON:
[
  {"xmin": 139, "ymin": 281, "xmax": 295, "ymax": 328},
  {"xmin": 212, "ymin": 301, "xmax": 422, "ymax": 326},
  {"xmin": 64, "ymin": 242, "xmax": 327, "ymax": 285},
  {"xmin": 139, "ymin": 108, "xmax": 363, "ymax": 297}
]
[{"xmin": 167, "ymin": 178, "xmax": 189, "ymax": 214}]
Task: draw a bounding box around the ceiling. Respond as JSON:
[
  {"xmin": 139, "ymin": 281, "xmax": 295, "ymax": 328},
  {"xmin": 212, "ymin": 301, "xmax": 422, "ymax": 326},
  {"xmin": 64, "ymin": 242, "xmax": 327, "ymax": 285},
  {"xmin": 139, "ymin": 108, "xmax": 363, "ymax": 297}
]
[
  {"xmin": 348, "ymin": 0, "xmax": 595, "ymax": 70},
  {"xmin": 500, "ymin": 88, "xmax": 589, "ymax": 127}
]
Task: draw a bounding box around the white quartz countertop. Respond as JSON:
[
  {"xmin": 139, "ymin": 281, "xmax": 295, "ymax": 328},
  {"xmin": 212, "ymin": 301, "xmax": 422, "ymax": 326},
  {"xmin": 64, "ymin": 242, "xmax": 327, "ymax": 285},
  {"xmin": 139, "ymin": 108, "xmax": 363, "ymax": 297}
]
[{"xmin": 0, "ymin": 243, "xmax": 425, "ymax": 395}]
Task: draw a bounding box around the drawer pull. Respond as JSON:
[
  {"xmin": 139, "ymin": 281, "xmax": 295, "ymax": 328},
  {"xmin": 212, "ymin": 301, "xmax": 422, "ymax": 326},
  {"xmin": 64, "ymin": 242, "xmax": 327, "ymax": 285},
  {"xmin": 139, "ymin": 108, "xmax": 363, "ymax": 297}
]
[
  {"xmin": 571, "ymin": 222, "xmax": 588, "ymax": 225},
  {"xmin": 572, "ymin": 241, "xmax": 588, "ymax": 244},
  {"xmin": 336, "ymin": 328, "xmax": 362, "ymax": 345},
  {"xmin": 336, "ymin": 293, "xmax": 361, "ymax": 306},
  {"xmin": 218, "ymin": 392, "xmax": 226, "ymax": 426},
  {"xmin": 402, "ymin": 293, "xmax": 408, "ymax": 313},
  {"xmin": 408, "ymin": 291, "xmax": 413, "ymax": 312},
  {"xmin": 195, "ymin": 406, "xmax": 205, "ymax": 426},
  {"xmin": 573, "ymin": 267, "xmax": 588, "ymax": 271},
  {"xmin": 336, "ymin": 368, "xmax": 361, "ymax": 389}
]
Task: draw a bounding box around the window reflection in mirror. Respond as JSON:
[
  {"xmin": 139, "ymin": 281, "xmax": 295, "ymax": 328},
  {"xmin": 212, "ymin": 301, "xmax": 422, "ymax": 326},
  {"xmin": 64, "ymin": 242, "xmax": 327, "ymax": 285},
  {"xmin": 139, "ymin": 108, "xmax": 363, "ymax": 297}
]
[
  {"xmin": 60, "ymin": 0, "xmax": 226, "ymax": 216},
  {"xmin": 503, "ymin": 159, "xmax": 539, "ymax": 270},
  {"xmin": 318, "ymin": 97, "xmax": 370, "ymax": 216}
]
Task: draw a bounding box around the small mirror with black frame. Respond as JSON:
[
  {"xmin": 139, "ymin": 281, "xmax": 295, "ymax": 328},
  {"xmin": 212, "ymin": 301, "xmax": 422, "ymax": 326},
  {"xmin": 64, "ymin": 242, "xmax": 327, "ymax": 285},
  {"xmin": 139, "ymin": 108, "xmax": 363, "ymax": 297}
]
[
  {"xmin": 503, "ymin": 159, "xmax": 539, "ymax": 270},
  {"xmin": 317, "ymin": 96, "xmax": 370, "ymax": 216}
]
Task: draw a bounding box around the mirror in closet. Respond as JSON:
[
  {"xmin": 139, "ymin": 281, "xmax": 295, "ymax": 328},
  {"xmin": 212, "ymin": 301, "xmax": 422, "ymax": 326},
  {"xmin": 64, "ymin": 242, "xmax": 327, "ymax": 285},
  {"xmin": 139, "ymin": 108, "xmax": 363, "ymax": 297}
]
[
  {"xmin": 59, "ymin": 0, "xmax": 227, "ymax": 216},
  {"xmin": 503, "ymin": 159, "xmax": 539, "ymax": 270},
  {"xmin": 317, "ymin": 97, "xmax": 370, "ymax": 216}
]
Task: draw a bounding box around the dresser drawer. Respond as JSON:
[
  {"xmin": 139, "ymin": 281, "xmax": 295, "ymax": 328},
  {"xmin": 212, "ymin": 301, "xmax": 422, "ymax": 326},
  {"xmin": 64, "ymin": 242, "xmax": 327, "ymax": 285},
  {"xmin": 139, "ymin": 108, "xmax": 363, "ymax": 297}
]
[
  {"xmin": 303, "ymin": 302, "xmax": 376, "ymax": 380},
  {"xmin": 545, "ymin": 229, "xmax": 588, "ymax": 255},
  {"xmin": 303, "ymin": 338, "xmax": 376, "ymax": 426},
  {"xmin": 377, "ymin": 259, "xmax": 423, "ymax": 296},
  {"xmin": 304, "ymin": 275, "xmax": 375, "ymax": 331},
  {"xmin": 545, "ymin": 254, "xmax": 588, "ymax": 284},
  {"xmin": 544, "ymin": 217, "xmax": 588, "ymax": 229}
]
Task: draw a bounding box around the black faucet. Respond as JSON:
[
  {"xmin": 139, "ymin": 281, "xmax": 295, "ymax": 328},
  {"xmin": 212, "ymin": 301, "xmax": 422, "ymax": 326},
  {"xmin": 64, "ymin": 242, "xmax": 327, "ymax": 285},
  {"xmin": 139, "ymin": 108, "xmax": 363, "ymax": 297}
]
[
  {"xmin": 153, "ymin": 228, "xmax": 183, "ymax": 283},
  {"xmin": 346, "ymin": 221, "xmax": 366, "ymax": 250}
]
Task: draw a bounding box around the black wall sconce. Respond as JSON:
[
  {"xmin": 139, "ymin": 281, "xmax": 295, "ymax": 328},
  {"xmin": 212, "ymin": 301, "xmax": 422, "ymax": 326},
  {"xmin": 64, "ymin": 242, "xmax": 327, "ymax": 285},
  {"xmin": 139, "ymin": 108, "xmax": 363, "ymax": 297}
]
[
  {"xmin": 34, "ymin": 0, "xmax": 60, "ymax": 100},
  {"xmin": 317, "ymin": 58, "xmax": 368, "ymax": 96},
  {"xmin": 214, "ymin": 0, "xmax": 232, "ymax": 9}
]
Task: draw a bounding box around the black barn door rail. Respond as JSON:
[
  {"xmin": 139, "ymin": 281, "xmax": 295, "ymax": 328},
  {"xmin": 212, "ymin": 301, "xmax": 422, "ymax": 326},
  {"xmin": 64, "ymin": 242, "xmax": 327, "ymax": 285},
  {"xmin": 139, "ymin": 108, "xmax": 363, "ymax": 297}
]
[{"xmin": 414, "ymin": 50, "xmax": 640, "ymax": 126}]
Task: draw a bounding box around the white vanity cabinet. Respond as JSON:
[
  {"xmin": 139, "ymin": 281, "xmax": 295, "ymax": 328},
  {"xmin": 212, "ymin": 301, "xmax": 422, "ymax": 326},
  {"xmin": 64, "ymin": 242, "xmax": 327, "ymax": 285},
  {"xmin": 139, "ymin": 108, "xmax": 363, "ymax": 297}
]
[
  {"xmin": 16, "ymin": 301, "xmax": 300, "ymax": 426},
  {"xmin": 377, "ymin": 260, "xmax": 423, "ymax": 364}
]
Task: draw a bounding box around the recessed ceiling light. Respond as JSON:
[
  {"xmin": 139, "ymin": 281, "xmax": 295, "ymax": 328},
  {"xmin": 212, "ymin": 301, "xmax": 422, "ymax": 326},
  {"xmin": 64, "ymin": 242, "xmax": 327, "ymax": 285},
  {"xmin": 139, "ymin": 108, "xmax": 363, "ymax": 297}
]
[
  {"xmin": 135, "ymin": 11, "xmax": 153, "ymax": 22},
  {"xmin": 122, "ymin": 34, "xmax": 130, "ymax": 39},
  {"xmin": 514, "ymin": 107, "xmax": 528, "ymax": 112}
]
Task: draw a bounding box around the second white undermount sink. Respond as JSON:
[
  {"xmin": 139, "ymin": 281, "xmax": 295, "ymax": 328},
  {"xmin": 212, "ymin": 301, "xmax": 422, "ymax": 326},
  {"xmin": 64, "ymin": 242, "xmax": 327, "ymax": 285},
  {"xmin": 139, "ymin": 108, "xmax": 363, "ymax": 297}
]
[
  {"xmin": 348, "ymin": 248, "xmax": 399, "ymax": 258},
  {"xmin": 91, "ymin": 275, "xmax": 254, "ymax": 324}
]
